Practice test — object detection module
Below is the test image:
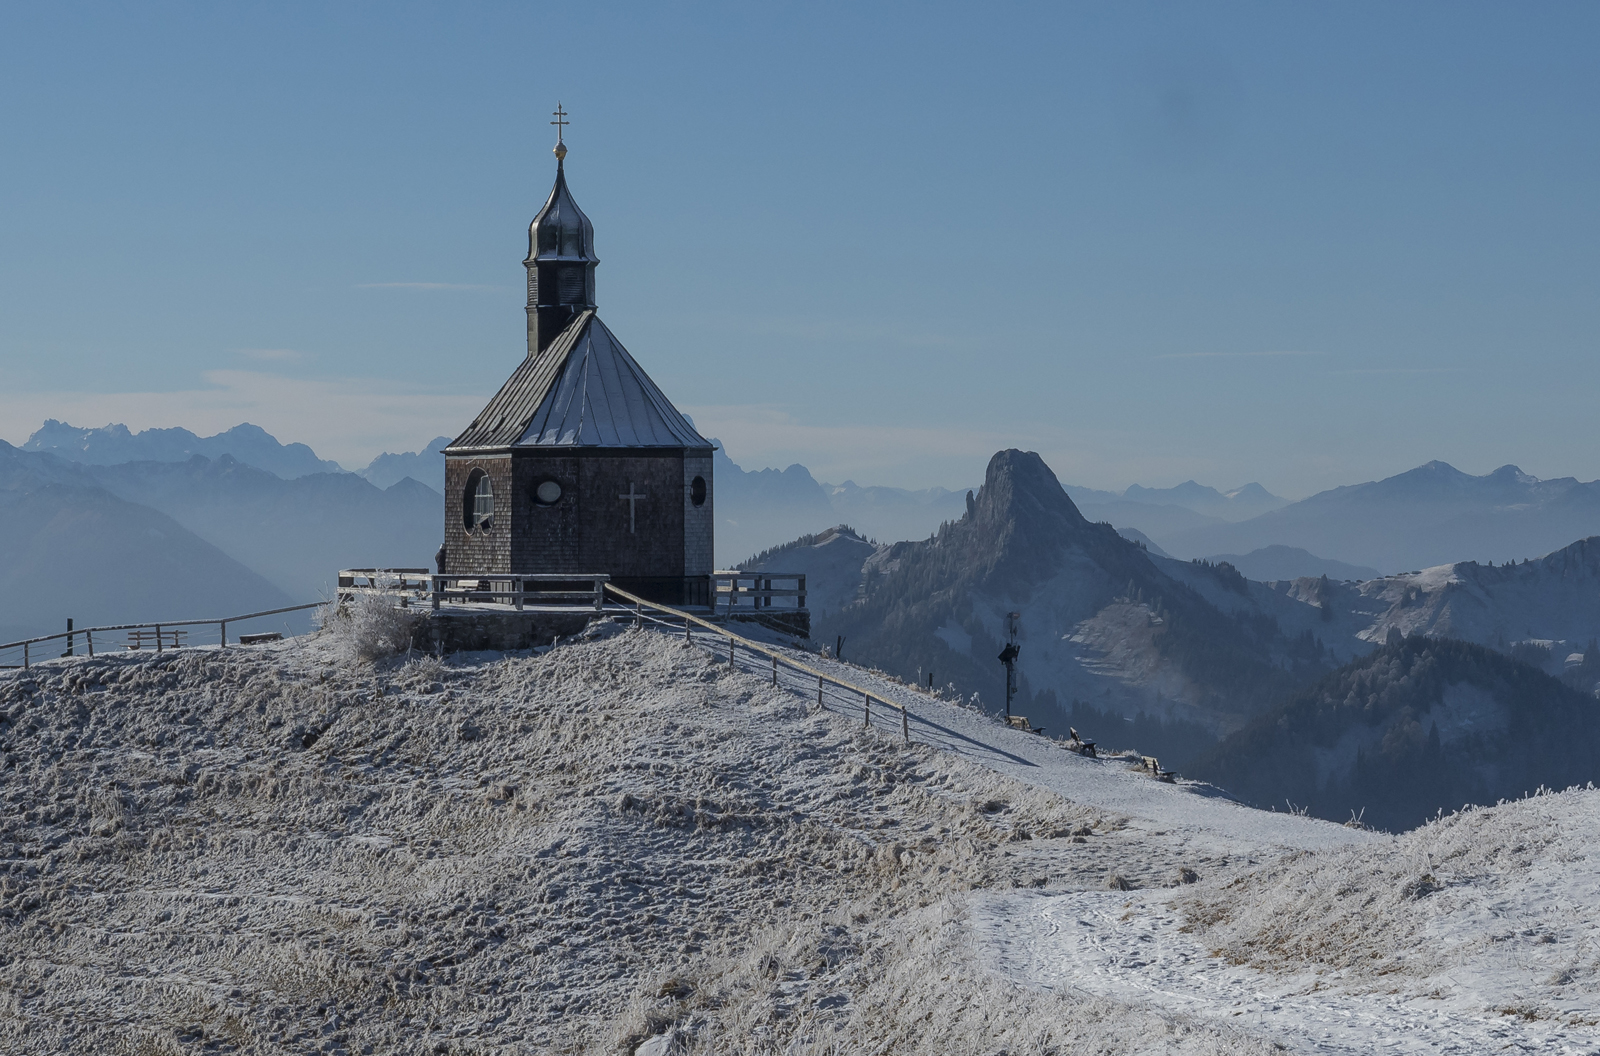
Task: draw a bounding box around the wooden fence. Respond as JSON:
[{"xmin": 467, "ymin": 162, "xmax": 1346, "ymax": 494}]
[
  {"xmin": 604, "ymin": 582, "xmax": 909, "ymax": 743},
  {"xmin": 0, "ymin": 602, "xmax": 323, "ymax": 670},
  {"xmin": 337, "ymin": 570, "xmax": 610, "ymax": 612},
  {"xmin": 713, "ymin": 571, "xmax": 806, "ymax": 613}
]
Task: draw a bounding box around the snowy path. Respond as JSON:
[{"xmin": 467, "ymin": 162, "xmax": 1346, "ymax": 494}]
[
  {"xmin": 686, "ymin": 624, "xmax": 1371, "ymax": 856},
  {"xmin": 971, "ymin": 888, "xmax": 1600, "ymax": 1055},
  {"xmin": 669, "ymin": 625, "xmax": 1600, "ymax": 1054}
]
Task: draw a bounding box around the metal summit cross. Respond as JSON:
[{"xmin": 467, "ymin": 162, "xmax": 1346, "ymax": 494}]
[{"xmin": 620, "ymin": 482, "xmax": 645, "ymax": 533}]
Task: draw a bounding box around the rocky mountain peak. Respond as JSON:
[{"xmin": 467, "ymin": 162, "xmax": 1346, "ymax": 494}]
[{"xmin": 969, "ymin": 449, "xmax": 1089, "ymax": 536}]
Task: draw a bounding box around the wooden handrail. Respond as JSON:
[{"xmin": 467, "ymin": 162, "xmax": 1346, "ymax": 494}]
[
  {"xmin": 602, "ymin": 583, "xmax": 909, "ymax": 743},
  {"xmin": 420, "ymin": 573, "xmax": 610, "ymax": 612},
  {"xmin": 711, "ymin": 571, "xmax": 806, "ymax": 612},
  {"xmin": 0, "ymin": 602, "xmax": 322, "ymax": 669}
]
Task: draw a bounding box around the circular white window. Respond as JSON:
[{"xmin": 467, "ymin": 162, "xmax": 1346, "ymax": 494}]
[{"xmin": 535, "ymin": 480, "xmax": 562, "ymax": 505}]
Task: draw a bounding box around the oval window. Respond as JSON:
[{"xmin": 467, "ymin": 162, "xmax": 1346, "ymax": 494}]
[
  {"xmin": 463, "ymin": 470, "xmax": 494, "ymax": 531},
  {"xmin": 690, "ymin": 475, "xmax": 707, "ymax": 507},
  {"xmin": 535, "ymin": 479, "xmax": 562, "ymax": 506}
]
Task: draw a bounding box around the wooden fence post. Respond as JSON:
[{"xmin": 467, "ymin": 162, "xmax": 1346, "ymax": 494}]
[
  {"xmin": 818, "ymin": 675, "xmax": 824, "ymax": 705},
  {"xmin": 728, "ymin": 638, "xmax": 735, "ymax": 664},
  {"xmin": 23, "ymin": 642, "xmax": 28, "ymax": 670},
  {"xmin": 901, "ymin": 704, "xmax": 909, "ymax": 744},
  {"xmin": 771, "ymin": 655, "xmax": 777, "ymax": 686},
  {"xmin": 156, "ymin": 625, "xmax": 163, "ymax": 653},
  {"xmin": 86, "ymin": 630, "xmax": 94, "ymax": 657},
  {"xmin": 220, "ymin": 621, "xmax": 227, "ymax": 648},
  {"xmin": 593, "ymin": 577, "xmax": 604, "ymax": 611},
  {"xmin": 863, "ymin": 690, "xmax": 870, "ymax": 727}
]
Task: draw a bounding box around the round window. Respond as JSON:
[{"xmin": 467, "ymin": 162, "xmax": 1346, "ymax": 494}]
[
  {"xmin": 691, "ymin": 475, "xmax": 707, "ymax": 507},
  {"xmin": 535, "ymin": 479, "xmax": 562, "ymax": 506}
]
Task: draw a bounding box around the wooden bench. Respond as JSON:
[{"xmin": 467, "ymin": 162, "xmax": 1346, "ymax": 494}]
[
  {"xmin": 1139, "ymin": 755, "xmax": 1178, "ymax": 783},
  {"xmin": 1005, "ymin": 715, "xmax": 1046, "ymax": 735},
  {"xmin": 1064, "ymin": 727, "xmax": 1097, "ymax": 757}
]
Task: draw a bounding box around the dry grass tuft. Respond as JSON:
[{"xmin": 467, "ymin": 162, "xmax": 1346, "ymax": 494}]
[{"xmin": 317, "ymin": 593, "xmax": 420, "ymax": 662}]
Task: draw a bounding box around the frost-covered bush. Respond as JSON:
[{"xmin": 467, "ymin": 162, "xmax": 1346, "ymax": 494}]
[{"xmin": 318, "ymin": 594, "xmax": 419, "ymax": 662}]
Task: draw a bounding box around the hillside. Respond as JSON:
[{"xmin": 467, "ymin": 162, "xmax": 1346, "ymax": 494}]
[
  {"xmin": 1190, "ymin": 636, "xmax": 1600, "ymax": 832},
  {"xmin": 5, "ymin": 621, "xmax": 1597, "ymax": 1053},
  {"xmin": 1, "ymin": 623, "xmax": 1301, "ymax": 1056},
  {"xmin": 738, "ymin": 525, "xmax": 878, "ymax": 616},
  {"xmin": 1342, "ymin": 537, "xmax": 1600, "ymax": 665},
  {"xmin": 1201, "ymin": 545, "xmax": 1379, "ymax": 583},
  {"xmin": 1160, "ymin": 460, "xmax": 1600, "ymax": 572}
]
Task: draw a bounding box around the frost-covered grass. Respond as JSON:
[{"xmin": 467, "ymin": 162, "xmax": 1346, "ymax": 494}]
[
  {"xmin": 1179, "ymin": 785, "xmax": 1600, "ymax": 1022},
  {"xmin": 7, "ymin": 623, "xmax": 1592, "ymax": 1053},
  {"xmin": 0, "ymin": 626, "xmax": 1285, "ymax": 1054}
]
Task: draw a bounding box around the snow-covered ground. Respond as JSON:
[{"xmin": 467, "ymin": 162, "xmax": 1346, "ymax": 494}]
[
  {"xmin": 3, "ymin": 619, "xmax": 1596, "ymax": 1053},
  {"xmin": 740, "ymin": 626, "xmax": 1600, "ymax": 1053}
]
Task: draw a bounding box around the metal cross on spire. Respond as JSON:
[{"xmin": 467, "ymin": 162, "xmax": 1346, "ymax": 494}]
[{"xmin": 551, "ymin": 102, "xmax": 569, "ymax": 161}]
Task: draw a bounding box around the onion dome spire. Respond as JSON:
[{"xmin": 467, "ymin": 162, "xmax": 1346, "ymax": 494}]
[{"xmin": 525, "ymin": 102, "xmax": 598, "ymax": 355}]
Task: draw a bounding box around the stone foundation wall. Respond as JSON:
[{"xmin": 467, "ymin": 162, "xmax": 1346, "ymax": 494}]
[{"xmin": 411, "ymin": 610, "xmax": 596, "ymax": 654}]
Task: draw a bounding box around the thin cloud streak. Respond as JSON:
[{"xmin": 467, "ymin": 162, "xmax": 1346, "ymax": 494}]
[
  {"xmin": 355, "ymin": 282, "xmax": 501, "ymax": 291},
  {"xmin": 234, "ymin": 348, "xmax": 306, "ymax": 362},
  {"xmin": 1157, "ymin": 350, "xmax": 1324, "ymax": 360},
  {"xmin": 1329, "ymin": 367, "xmax": 1469, "ymax": 375}
]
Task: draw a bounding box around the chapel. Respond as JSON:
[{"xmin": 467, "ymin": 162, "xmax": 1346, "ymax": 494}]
[{"xmin": 441, "ymin": 109, "xmax": 715, "ymax": 606}]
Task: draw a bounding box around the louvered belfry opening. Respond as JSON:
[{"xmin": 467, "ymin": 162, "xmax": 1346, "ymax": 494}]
[{"xmin": 443, "ymin": 144, "xmax": 715, "ymax": 607}]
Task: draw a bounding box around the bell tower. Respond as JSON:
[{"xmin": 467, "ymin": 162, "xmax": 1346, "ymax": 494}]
[{"xmin": 525, "ymin": 103, "xmax": 599, "ymax": 356}]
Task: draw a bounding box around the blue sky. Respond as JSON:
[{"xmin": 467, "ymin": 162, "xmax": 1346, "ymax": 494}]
[{"xmin": 1, "ymin": 2, "xmax": 1596, "ymax": 495}]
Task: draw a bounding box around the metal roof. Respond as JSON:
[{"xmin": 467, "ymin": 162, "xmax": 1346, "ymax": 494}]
[
  {"xmin": 526, "ymin": 160, "xmax": 598, "ymax": 265},
  {"xmin": 446, "ymin": 311, "xmax": 711, "ymax": 453}
]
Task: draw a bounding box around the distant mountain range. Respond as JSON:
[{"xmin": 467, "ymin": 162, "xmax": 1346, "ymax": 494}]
[
  {"xmin": 746, "ymin": 450, "xmax": 1600, "ymax": 773},
  {"xmin": 23, "ymin": 419, "xmax": 452, "ymax": 494},
  {"xmin": 78, "ymin": 456, "xmax": 440, "ymax": 601},
  {"xmin": 24, "ymin": 420, "xmax": 346, "ymax": 479},
  {"xmin": 359, "ymin": 437, "xmax": 450, "ymax": 492},
  {"xmin": 0, "ymin": 445, "xmax": 294, "ymax": 646},
  {"xmin": 1153, "ymin": 461, "xmax": 1600, "ymax": 574},
  {"xmin": 713, "ymin": 448, "xmax": 1289, "ymax": 567}
]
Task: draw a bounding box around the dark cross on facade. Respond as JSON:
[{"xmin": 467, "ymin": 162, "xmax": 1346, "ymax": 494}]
[
  {"xmin": 620, "ymin": 481, "xmax": 645, "ymax": 533},
  {"xmin": 551, "ymin": 102, "xmax": 569, "ymax": 160}
]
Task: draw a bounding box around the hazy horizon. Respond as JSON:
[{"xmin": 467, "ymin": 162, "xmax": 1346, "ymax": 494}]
[{"xmin": 3, "ymin": 3, "xmax": 1598, "ymax": 495}]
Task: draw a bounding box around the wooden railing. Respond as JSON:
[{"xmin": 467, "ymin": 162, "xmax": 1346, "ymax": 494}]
[
  {"xmin": 604, "ymin": 582, "xmax": 909, "ymax": 743},
  {"xmin": 338, "ymin": 571, "xmax": 612, "ymax": 613},
  {"xmin": 713, "ymin": 571, "xmax": 806, "ymax": 613},
  {"xmin": 338, "ymin": 568, "xmax": 431, "ymax": 592},
  {"xmin": 0, "ymin": 602, "xmax": 322, "ymax": 670}
]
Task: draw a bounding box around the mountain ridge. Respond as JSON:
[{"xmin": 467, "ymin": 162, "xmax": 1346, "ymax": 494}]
[
  {"xmin": 1158, "ymin": 460, "xmax": 1600, "ymax": 572},
  {"xmin": 23, "ymin": 420, "xmax": 346, "ymax": 479}
]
